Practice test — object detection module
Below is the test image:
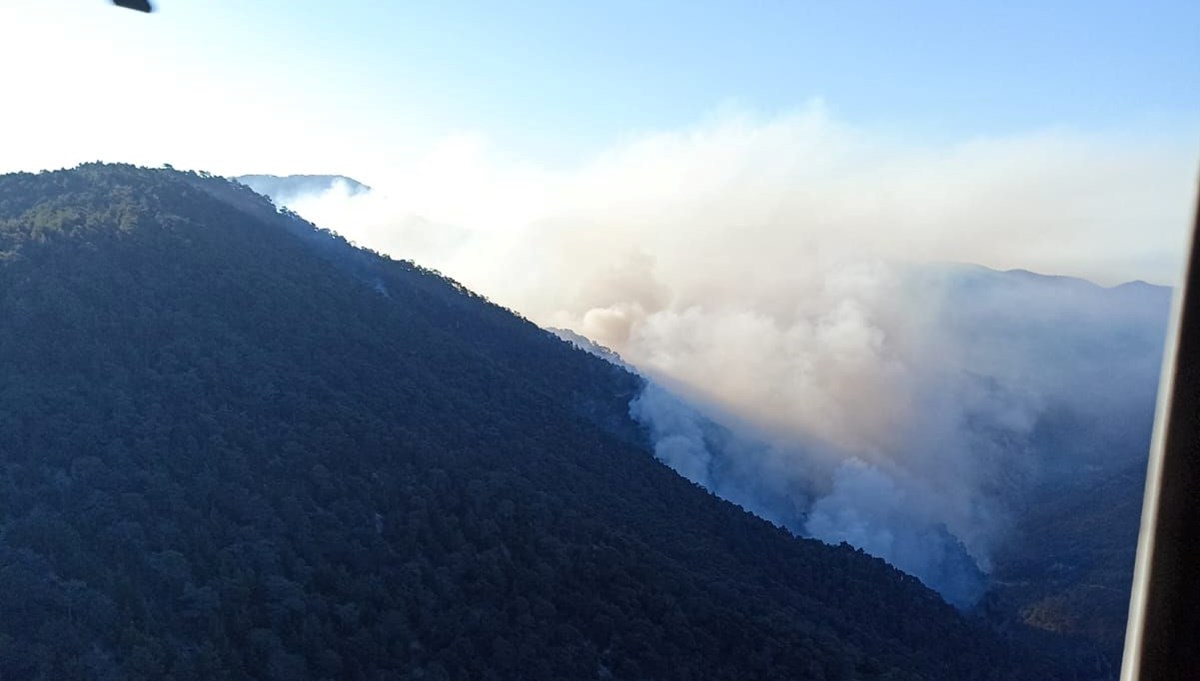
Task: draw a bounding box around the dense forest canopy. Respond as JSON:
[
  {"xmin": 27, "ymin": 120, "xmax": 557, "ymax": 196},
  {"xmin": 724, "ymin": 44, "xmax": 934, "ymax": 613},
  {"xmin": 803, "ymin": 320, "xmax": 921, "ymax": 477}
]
[{"xmin": 0, "ymin": 164, "xmax": 1072, "ymax": 680}]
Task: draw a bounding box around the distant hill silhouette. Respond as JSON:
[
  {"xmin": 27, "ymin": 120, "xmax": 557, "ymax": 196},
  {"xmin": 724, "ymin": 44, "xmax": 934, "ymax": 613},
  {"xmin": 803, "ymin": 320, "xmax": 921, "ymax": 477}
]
[{"xmin": 235, "ymin": 173, "xmax": 370, "ymax": 202}]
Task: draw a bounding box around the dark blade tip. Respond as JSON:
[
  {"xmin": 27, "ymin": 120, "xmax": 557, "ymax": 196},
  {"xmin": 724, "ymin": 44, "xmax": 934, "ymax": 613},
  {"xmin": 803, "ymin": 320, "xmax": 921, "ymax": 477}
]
[{"xmin": 112, "ymin": 0, "xmax": 153, "ymax": 12}]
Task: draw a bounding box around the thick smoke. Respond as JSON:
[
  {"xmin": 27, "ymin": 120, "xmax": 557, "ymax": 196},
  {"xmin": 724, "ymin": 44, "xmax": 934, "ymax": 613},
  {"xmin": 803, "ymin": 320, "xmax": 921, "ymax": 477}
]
[
  {"xmin": 806, "ymin": 459, "xmax": 987, "ymax": 608},
  {"xmin": 606, "ymin": 265, "xmax": 1171, "ymax": 606},
  {"xmin": 259, "ymin": 104, "xmax": 1192, "ymax": 604},
  {"xmin": 628, "ymin": 386, "xmax": 715, "ymax": 490}
]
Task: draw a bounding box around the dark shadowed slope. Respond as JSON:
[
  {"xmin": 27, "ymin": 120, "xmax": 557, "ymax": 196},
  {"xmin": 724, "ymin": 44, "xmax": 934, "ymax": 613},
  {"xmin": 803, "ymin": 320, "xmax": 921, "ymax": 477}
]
[
  {"xmin": 0, "ymin": 164, "xmax": 1065, "ymax": 680},
  {"xmin": 983, "ymin": 461, "xmax": 1148, "ymax": 678}
]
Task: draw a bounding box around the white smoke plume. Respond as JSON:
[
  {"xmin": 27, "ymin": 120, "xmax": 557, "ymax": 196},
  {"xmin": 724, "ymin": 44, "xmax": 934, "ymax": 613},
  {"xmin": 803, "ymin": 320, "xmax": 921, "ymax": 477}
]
[
  {"xmin": 264, "ymin": 103, "xmax": 1195, "ymax": 604},
  {"xmin": 806, "ymin": 458, "xmax": 988, "ymax": 607},
  {"xmin": 628, "ymin": 386, "xmax": 714, "ymax": 490}
]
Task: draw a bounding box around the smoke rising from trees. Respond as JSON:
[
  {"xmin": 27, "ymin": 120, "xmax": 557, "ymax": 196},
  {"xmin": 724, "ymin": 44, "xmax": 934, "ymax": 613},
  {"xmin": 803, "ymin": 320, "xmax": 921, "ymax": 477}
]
[{"xmin": 259, "ymin": 104, "xmax": 1190, "ymax": 603}]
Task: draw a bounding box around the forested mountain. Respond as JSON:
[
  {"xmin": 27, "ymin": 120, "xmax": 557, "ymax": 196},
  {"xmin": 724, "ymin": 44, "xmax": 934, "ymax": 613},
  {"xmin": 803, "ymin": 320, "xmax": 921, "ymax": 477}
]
[{"xmin": 0, "ymin": 164, "xmax": 1077, "ymax": 680}]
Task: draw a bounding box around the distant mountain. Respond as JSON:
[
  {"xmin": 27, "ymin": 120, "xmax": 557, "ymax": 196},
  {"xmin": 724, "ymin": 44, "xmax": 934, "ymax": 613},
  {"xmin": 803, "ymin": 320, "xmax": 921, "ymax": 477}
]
[
  {"xmin": 921, "ymin": 262, "xmax": 1168, "ymax": 476},
  {"xmin": 235, "ymin": 173, "xmax": 370, "ymax": 202},
  {"xmin": 0, "ymin": 164, "xmax": 1069, "ymax": 680}
]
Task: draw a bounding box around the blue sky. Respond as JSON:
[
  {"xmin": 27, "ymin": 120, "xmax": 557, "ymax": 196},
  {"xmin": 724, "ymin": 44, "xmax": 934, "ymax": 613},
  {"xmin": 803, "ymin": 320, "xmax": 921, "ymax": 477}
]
[
  {"xmin": 1, "ymin": 0, "xmax": 1197, "ymax": 173},
  {"xmin": 314, "ymin": 0, "xmax": 1200, "ymax": 148}
]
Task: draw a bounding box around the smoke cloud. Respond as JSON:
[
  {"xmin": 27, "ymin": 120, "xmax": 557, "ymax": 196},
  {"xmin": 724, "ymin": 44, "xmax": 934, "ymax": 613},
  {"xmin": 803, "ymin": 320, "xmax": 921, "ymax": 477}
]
[
  {"xmin": 806, "ymin": 458, "xmax": 988, "ymax": 607},
  {"xmin": 628, "ymin": 386, "xmax": 715, "ymax": 491},
  {"xmin": 264, "ymin": 103, "xmax": 1193, "ymax": 604}
]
